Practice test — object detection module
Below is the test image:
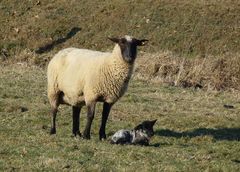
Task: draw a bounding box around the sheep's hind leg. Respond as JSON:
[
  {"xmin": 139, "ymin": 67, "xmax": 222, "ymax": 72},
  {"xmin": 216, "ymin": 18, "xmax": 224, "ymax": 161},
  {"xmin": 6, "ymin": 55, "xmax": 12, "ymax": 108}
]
[
  {"xmin": 72, "ymin": 106, "xmax": 81, "ymax": 137},
  {"xmin": 99, "ymin": 102, "xmax": 112, "ymax": 140},
  {"xmin": 48, "ymin": 92, "xmax": 60, "ymax": 134},
  {"xmin": 50, "ymin": 108, "xmax": 57, "ymax": 134},
  {"xmin": 83, "ymin": 102, "xmax": 96, "ymax": 139}
]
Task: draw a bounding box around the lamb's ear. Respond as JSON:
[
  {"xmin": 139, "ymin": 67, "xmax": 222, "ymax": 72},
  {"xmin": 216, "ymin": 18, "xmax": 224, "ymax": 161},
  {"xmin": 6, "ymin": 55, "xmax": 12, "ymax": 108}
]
[
  {"xmin": 135, "ymin": 39, "xmax": 149, "ymax": 46},
  {"xmin": 108, "ymin": 37, "xmax": 120, "ymax": 44},
  {"xmin": 151, "ymin": 119, "xmax": 157, "ymax": 126}
]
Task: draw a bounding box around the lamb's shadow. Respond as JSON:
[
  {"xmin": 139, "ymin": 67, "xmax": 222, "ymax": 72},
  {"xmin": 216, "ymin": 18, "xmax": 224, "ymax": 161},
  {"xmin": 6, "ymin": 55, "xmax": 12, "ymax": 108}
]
[
  {"xmin": 35, "ymin": 27, "xmax": 81, "ymax": 54},
  {"xmin": 156, "ymin": 128, "xmax": 240, "ymax": 141}
]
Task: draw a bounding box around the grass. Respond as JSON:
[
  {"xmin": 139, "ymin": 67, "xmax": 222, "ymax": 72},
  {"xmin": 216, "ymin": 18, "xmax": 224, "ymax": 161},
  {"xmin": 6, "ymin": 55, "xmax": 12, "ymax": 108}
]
[
  {"xmin": 0, "ymin": 64, "xmax": 240, "ymax": 171},
  {"xmin": 135, "ymin": 52, "xmax": 240, "ymax": 91},
  {"xmin": 1, "ymin": 1, "xmax": 240, "ymax": 171},
  {"xmin": 1, "ymin": 0, "xmax": 240, "ymax": 63}
]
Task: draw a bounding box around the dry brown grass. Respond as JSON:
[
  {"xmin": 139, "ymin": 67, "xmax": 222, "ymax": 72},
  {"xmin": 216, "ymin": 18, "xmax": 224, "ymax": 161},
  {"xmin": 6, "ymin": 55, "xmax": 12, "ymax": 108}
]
[
  {"xmin": 1, "ymin": 0, "xmax": 240, "ymax": 59},
  {"xmin": 3, "ymin": 49, "xmax": 240, "ymax": 92},
  {"xmin": 2, "ymin": 47, "xmax": 240, "ymax": 92},
  {"xmin": 136, "ymin": 52, "xmax": 240, "ymax": 91}
]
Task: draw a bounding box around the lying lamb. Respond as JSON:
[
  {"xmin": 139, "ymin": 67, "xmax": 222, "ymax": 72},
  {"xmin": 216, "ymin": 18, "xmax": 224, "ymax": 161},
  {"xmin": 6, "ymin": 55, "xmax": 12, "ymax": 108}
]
[{"xmin": 110, "ymin": 119, "xmax": 157, "ymax": 146}]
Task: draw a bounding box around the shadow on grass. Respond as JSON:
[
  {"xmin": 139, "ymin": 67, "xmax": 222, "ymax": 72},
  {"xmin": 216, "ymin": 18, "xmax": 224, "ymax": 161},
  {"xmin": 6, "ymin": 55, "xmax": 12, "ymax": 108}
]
[
  {"xmin": 35, "ymin": 27, "xmax": 81, "ymax": 54},
  {"xmin": 156, "ymin": 128, "xmax": 240, "ymax": 141}
]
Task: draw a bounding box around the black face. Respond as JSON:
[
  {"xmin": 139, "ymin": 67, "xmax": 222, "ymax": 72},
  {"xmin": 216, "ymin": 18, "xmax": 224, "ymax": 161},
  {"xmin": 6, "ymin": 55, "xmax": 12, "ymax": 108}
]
[
  {"xmin": 134, "ymin": 119, "xmax": 157, "ymax": 137},
  {"xmin": 118, "ymin": 38, "xmax": 137, "ymax": 63},
  {"xmin": 108, "ymin": 36, "xmax": 148, "ymax": 64}
]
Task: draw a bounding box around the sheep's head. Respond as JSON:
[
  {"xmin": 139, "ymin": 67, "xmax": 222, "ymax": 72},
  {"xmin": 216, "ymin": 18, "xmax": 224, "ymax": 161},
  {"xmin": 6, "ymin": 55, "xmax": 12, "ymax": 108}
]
[{"xmin": 108, "ymin": 35, "xmax": 148, "ymax": 64}]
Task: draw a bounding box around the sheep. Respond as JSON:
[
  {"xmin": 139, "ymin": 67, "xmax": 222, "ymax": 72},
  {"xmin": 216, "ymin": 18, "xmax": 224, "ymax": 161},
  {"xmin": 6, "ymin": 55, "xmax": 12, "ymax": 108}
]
[{"xmin": 47, "ymin": 35, "xmax": 148, "ymax": 140}]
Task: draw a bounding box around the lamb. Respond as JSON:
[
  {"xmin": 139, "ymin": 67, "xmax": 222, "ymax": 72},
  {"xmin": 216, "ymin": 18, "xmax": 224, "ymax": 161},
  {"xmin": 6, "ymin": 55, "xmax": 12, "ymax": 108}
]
[
  {"xmin": 110, "ymin": 119, "xmax": 157, "ymax": 146},
  {"xmin": 47, "ymin": 35, "xmax": 148, "ymax": 140}
]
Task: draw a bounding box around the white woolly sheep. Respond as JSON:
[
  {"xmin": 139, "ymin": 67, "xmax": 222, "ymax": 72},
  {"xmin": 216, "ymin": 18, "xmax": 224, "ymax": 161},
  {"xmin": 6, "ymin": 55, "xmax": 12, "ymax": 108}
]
[{"xmin": 47, "ymin": 35, "xmax": 148, "ymax": 140}]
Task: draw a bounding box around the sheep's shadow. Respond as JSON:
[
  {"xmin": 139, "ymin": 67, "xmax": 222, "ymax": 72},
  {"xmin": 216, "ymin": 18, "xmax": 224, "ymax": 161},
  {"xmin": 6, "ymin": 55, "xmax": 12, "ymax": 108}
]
[
  {"xmin": 156, "ymin": 128, "xmax": 240, "ymax": 141},
  {"xmin": 35, "ymin": 27, "xmax": 81, "ymax": 54}
]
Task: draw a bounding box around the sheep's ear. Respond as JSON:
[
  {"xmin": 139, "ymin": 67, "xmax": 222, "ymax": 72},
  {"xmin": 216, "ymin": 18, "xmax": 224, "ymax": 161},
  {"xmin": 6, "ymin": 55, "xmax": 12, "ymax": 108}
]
[
  {"xmin": 135, "ymin": 39, "xmax": 149, "ymax": 46},
  {"xmin": 108, "ymin": 37, "xmax": 120, "ymax": 44}
]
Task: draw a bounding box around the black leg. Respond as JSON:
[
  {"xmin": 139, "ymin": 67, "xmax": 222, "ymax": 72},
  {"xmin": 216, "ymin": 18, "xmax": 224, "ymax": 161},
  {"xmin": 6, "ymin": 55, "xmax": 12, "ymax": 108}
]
[
  {"xmin": 83, "ymin": 102, "xmax": 96, "ymax": 139},
  {"xmin": 50, "ymin": 108, "xmax": 57, "ymax": 134},
  {"xmin": 99, "ymin": 102, "xmax": 112, "ymax": 140},
  {"xmin": 72, "ymin": 106, "xmax": 81, "ymax": 137}
]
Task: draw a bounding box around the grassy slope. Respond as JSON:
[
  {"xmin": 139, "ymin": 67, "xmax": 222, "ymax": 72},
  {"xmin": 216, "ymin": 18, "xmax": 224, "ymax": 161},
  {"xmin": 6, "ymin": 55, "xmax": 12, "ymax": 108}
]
[
  {"xmin": 1, "ymin": 0, "xmax": 240, "ymax": 61},
  {"xmin": 0, "ymin": 65, "xmax": 239, "ymax": 171}
]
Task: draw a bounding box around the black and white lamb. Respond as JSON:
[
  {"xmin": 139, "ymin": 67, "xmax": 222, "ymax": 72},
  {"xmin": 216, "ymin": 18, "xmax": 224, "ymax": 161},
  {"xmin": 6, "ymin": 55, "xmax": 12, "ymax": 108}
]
[{"xmin": 110, "ymin": 120, "xmax": 157, "ymax": 145}]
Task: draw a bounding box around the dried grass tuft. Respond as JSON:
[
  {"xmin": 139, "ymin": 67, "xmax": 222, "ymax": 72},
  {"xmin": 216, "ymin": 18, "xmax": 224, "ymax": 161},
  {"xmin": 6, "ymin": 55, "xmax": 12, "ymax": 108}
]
[{"xmin": 136, "ymin": 52, "xmax": 240, "ymax": 91}]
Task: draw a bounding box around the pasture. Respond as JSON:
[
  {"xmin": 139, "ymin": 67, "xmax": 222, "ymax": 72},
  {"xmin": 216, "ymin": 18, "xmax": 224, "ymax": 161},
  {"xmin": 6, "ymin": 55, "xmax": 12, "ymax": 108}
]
[
  {"xmin": 0, "ymin": 64, "xmax": 239, "ymax": 171},
  {"xmin": 1, "ymin": 0, "xmax": 240, "ymax": 171}
]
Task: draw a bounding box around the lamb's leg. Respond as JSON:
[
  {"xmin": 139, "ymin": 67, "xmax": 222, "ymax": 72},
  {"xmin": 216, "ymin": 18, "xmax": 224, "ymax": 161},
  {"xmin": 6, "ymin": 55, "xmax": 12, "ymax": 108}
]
[
  {"xmin": 72, "ymin": 106, "xmax": 81, "ymax": 137},
  {"xmin": 50, "ymin": 108, "xmax": 57, "ymax": 134},
  {"xmin": 83, "ymin": 102, "xmax": 96, "ymax": 139},
  {"xmin": 99, "ymin": 102, "xmax": 112, "ymax": 140}
]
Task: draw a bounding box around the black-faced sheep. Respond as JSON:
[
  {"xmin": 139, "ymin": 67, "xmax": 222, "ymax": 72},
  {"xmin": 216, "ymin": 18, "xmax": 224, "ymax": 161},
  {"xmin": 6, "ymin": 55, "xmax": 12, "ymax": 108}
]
[{"xmin": 47, "ymin": 35, "xmax": 148, "ymax": 140}]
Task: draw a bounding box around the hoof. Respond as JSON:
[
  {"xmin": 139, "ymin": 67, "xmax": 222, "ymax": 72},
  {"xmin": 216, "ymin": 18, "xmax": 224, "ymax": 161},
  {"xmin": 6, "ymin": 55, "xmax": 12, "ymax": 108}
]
[
  {"xmin": 50, "ymin": 128, "xmax": 56, "ymax": 135},
  {"xmin": 99, "ymin": 135, "xmax": 107, "ymax": 141},
  {"xmin": 82, "ymin": 130, "xmax": 91, "ymax": 139},
  {"xmin": 72, "ymin": 131, "xmax": 82, "ymax": 138},
  {"xmin": 82, "ymin": 133, "xmax": 90, "ymax": 140},
  {"xmin": 99, "ymin": 131, "xmax": 106, "ymax": 141}
]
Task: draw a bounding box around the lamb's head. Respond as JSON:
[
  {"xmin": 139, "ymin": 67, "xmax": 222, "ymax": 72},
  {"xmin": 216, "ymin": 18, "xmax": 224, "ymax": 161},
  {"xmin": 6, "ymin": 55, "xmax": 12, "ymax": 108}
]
[
  {"xmin": 134, "ymin": 119, "xmax": 157, "ymax": 137},
  {"xmin": 109, "ymin": 35, "xmax": 148, "ymax": 64}
]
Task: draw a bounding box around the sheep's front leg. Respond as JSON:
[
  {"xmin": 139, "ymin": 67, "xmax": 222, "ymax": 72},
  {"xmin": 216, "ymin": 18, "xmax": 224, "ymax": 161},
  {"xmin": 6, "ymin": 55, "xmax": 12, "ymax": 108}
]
[
  {"xmin": 99, "ymin": 102, "xmax": 112, "ymax": 140},
  {"xmin": 72, "ymin": 106, "xmax": 81, "ymax": 137},
  {"xmin": 83, "ymin": 102, "xmax": 96, "ymax": 139}
]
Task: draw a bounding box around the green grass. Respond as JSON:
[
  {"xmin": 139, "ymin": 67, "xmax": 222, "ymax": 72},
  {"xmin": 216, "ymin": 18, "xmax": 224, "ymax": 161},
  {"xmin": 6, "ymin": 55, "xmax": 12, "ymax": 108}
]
[{"xmin": 0, "ymin": 64, "xmax": 240, "ymax": 171}]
